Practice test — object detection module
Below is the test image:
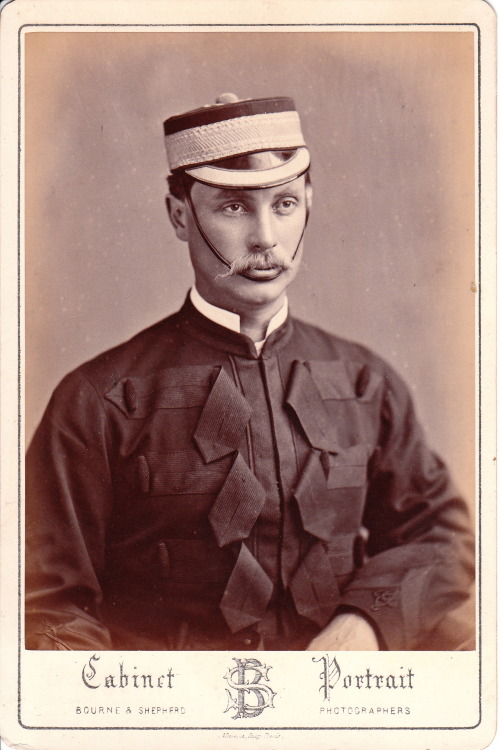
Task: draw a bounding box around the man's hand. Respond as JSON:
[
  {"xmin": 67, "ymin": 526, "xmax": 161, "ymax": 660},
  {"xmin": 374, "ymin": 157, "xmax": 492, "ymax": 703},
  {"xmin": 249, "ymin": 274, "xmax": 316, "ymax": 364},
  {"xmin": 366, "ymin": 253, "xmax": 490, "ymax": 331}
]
[{"xmin": 306, "ymin": 612, "xmax": 379, "ymax": 651}]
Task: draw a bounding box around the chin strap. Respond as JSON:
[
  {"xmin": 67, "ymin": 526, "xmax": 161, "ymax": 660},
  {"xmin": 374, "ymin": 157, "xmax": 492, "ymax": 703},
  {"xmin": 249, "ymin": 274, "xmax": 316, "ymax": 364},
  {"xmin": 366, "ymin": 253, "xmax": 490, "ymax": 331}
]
[
  {"xmin": 183, "ymin": 175, "xmax": 309, "ymax": 280},
  {"xmin": 185, "ymin": 186, "xmax": 232, "ymax": 270}
]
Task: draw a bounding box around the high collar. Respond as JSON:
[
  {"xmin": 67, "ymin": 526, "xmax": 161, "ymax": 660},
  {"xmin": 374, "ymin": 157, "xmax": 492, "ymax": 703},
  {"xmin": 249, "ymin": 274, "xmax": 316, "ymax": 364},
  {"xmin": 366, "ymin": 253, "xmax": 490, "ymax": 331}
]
[
  {"xmin": 190, "ymin": 286, "xmax": 288, "ymax": 342},
  {"xmin": 177, "ymin": 293, "xmax": 294, "ymax": 360}
]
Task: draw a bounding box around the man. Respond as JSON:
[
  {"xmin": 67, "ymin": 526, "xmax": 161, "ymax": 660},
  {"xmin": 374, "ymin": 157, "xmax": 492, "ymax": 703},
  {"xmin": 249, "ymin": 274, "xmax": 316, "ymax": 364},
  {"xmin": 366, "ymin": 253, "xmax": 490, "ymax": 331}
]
[{"xmin": 26, "ymin": 94, "xmax": 474, "ymax": 651}]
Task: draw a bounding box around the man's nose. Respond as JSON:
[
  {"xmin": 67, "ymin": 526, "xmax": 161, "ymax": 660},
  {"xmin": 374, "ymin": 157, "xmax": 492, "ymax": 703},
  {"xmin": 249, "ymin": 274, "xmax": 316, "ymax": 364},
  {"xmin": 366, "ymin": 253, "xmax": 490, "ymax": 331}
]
[{"xmin": 249, "ymin": 208, "xmax": 278, "ymax": 251}]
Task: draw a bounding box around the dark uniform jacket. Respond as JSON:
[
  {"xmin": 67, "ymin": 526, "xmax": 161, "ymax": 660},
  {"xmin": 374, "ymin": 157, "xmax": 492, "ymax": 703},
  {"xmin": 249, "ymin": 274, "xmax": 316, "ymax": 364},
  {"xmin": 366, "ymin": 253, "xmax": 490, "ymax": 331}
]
[{"xmin": 25, "ymin": 296, "xmax": 474, "ymax": 651}]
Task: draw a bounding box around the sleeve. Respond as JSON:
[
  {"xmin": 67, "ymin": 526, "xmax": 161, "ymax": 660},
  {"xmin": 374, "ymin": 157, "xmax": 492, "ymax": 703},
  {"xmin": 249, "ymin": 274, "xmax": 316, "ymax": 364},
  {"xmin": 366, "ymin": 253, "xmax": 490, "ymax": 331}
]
[
  {"xmin": 337, "ymin": 365, "xmax": 475, "ymax": 650},
  {"xmin": 25, "ymin": 370, "xmax": 114, "ymax": 650}
]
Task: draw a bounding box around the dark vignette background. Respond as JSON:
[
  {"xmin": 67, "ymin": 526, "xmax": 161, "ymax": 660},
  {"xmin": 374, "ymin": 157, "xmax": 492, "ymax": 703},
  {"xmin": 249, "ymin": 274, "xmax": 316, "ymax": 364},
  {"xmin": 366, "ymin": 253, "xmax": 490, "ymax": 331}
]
[{"xmin": 24, "ymin": 30, "xmax": 476, "ymax": 507}]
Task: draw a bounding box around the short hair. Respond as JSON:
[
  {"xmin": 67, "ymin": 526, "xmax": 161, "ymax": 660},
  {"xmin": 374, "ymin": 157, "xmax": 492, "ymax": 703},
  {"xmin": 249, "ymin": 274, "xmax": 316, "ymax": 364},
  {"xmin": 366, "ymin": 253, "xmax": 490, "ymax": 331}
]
[
  {"xmin": 167, "ymin": 171, "xmax": 196, "ymax": 200},
  {"xmin": 167, "ymin": 168, "xmax": 311, "ymax": 201}
]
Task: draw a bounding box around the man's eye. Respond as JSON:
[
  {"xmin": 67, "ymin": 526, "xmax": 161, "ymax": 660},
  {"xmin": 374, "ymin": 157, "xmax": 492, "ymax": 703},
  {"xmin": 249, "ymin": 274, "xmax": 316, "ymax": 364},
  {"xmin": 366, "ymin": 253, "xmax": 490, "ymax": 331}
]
[
  {"xmin": 222, "ymin": 203, "xmax": 245, "ymax": 215},
  {"xmin": 275, "ymin": 198, "xmax": 298, "ymax": 214}
]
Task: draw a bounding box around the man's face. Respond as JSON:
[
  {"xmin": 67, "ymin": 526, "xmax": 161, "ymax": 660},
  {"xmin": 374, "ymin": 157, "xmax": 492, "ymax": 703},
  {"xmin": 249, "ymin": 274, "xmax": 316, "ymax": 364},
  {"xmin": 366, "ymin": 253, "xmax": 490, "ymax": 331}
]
[{"xmin": 169, "ymin": 175, "xmax": 311, "ymax": 314}]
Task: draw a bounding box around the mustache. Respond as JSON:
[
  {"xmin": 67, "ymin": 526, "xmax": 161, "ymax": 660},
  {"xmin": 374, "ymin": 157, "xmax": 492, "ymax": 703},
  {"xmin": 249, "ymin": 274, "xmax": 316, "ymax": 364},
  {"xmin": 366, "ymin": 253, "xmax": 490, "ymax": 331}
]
[{"xmin": 216, "ymin": 248, "xmax": 293, "ymax": 279}]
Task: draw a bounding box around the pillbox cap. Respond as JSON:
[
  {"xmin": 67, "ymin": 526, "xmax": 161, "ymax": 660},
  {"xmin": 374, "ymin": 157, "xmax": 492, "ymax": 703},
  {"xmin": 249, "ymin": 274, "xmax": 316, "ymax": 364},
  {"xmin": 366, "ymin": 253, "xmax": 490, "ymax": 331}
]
[{"xmin": 164, "ymin": 94, "xmax": 310, "ymax": 188}]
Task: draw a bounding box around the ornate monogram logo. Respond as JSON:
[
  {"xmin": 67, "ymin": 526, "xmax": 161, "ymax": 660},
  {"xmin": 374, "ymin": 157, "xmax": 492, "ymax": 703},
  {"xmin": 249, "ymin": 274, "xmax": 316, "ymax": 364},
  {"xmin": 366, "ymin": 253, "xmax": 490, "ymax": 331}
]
[{"xmin": 224, "ymin": 658, "xmax": 276, "ymax": 719}]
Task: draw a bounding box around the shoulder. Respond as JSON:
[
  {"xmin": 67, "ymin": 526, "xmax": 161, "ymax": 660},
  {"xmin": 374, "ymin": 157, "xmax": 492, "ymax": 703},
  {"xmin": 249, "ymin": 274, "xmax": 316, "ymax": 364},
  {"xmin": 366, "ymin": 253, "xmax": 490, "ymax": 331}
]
[
  {"xmin": 289, "ymin": 315, "xmax": 414, "ymax": 405},
  {"xmin": 290, "ymin": 316, "xmax": 391, "ymax": 374},
  {"xmin": 53, "ymin": 308, "xmax": 186, "ymax": 402}
]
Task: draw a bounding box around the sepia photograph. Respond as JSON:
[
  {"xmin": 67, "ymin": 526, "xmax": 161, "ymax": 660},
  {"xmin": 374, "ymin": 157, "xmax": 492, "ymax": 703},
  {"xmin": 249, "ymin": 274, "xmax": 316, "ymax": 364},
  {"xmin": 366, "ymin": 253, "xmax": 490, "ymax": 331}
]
[
  {"xmin": 24, "ymin": 28, "xmax": 476, "ymax": 655},
  {"xmin": 0, "ymin": 0, "xmax": 496, "ymax": 748}
]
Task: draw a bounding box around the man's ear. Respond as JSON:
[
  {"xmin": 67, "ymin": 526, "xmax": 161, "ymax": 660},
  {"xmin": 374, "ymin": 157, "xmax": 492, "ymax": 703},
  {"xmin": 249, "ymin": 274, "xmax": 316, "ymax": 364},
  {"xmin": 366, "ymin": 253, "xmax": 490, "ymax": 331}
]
[{"xmin": 166, "ymin": 194, "xmax": 189, "ymax": 242}]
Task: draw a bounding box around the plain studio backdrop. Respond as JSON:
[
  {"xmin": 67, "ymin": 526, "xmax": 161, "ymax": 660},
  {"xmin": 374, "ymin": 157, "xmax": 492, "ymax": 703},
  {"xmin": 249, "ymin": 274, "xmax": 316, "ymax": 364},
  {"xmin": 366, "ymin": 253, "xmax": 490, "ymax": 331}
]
[{"xmin": 24, "ymin": 30, "xmax": 476, "ymax": 506}]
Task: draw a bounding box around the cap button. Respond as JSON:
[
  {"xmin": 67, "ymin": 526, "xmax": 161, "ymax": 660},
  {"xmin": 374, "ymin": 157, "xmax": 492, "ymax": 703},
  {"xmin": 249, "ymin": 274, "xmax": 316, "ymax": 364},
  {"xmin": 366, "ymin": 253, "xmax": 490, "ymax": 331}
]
[{"xmin": 215, "ymin": 92, "xmax": 239, "ymax": 104}]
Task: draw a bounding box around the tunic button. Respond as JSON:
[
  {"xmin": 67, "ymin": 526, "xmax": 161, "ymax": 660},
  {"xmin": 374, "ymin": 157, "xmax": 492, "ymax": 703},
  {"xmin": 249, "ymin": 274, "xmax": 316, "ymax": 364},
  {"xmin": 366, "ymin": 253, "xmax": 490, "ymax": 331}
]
[{"xmin": 243, "ymin": 637, "xmax": 252, "ymax": 645}]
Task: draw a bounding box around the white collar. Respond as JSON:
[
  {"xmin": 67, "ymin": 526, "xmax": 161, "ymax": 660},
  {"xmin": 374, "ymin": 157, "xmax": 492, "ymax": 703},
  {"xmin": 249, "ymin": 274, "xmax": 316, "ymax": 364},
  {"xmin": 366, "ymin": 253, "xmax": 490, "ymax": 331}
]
[{"xmin": 190, "ymin": 286, "xmax": 288, "ymax": 351}]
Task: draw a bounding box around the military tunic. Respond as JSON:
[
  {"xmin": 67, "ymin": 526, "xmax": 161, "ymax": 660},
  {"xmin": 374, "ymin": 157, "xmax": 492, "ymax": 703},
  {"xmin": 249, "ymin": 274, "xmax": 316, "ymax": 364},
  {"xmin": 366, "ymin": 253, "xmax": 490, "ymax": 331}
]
[{"xmin": 25, "ymin": 296, "xmax": 474, "ymax": 651}]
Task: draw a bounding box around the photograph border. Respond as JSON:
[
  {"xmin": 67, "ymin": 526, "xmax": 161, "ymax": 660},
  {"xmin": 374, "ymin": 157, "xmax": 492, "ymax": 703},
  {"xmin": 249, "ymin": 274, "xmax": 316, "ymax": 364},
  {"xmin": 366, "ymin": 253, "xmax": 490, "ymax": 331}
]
[{"xmin": 16, "ymin": 19, "xmax": 484, "ymax": 734}]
